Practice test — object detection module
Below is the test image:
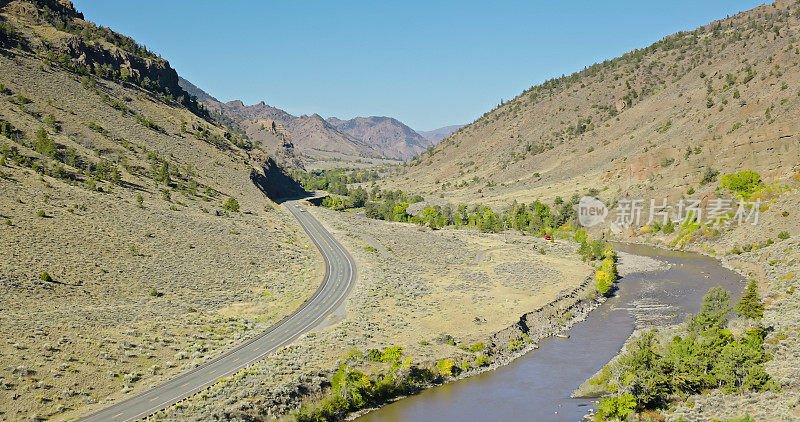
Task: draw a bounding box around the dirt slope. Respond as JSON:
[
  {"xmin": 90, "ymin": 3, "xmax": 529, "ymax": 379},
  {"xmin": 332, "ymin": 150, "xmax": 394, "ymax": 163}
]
[{"xmin": 0, "ymin": 1, "xmax": 314, "ymax": 420}]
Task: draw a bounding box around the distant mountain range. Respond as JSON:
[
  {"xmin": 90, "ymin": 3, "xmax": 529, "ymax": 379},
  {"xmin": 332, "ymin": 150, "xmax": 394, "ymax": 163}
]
[
  {"xmin": 418, "ymin": 124, "xmax": 464, "ymax": 145},
  {"xmin": 326, "ymin": 116, "xmax": 431, "ymax": 160},
  {"xmin": 178, "ymin": 78, "xmax": 458, "ymax": 164}
]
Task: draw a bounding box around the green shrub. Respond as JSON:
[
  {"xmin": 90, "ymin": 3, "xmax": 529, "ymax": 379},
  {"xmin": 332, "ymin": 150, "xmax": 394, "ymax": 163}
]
[
  {"xmin": 148, "ymin": 287, "xmax": 162, "ymax": 297},
  {"xmin": 436, "ymin": 359, "xmax": 456, "ymax": 376},
  {"xmin": 474, "ymin": 355, "xmax": 491, "ymax": 367},
  {"xmin": 45, "ymin": 114, "xmax": 60, "ymax": 132},
  {"xmin": 700, "ymin": 167, "xmax": 719, "ymax": 185},
  {"xmin": 726, "ymin": 415, "xmax": 755, "ymax": 422},
  {"xmin": 222, "ymin": 197, "xmax": 240, "ymax": 213},
  {"xmin": 36, "ymin": 210, "xmax": 46, "ymax": 218},
  {"xmin": 468, "ymin": 342, "xmax": 486, "ymax": 352},
  {"xmin": 778, "ymin": 231, "xmax": 790, "ymax": 240},
  {"xmin": 135, "ymin": 115, "xmax": 162, "ymax": 132},
  {"xmin": 721, "ymin": 171, "xmax": 762, "ymax": 199},
  {"xmin": 40, "ymin": 272, "xmax": 53, "ymax": 283},
  {"xmin": 597, "ymin": 394, "xmax": 636, "ymax": 420}
]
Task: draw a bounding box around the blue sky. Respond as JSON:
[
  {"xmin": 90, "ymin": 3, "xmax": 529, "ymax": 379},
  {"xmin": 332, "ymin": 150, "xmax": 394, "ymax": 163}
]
[{"xmin": 72, "ymin": 1, "xmax": 765, "ymax": 131}]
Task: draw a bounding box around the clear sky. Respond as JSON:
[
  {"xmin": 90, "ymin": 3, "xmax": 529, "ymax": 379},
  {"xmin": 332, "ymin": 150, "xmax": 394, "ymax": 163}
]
[{"xmin": 72, "ymin": 0, "xmax": 765, "ymax": 131}]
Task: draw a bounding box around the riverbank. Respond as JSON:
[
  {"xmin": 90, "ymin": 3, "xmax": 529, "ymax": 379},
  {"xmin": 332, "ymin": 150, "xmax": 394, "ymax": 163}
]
[
  {"xmin": 347, "ymin": 271, "xmax": 604, "ymax": 420},
  {"xmin": 666, "ymin": 237, "xmax": 800, "ymax": 421},
  {"xmin": 571, "ymin": 236, "xmax": 800, "ymax": 421},
  {"xmin": 356, "ymin": 242, "xmax": 748, "ymax": 421}
]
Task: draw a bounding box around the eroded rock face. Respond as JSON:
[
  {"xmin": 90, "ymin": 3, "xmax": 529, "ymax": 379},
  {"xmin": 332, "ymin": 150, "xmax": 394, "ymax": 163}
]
[
  {"xmin": 7, "ymin": 0, "xmax": 83, "ymax": 20},
  {"xmin": 56, "ymin": 34, "xmax": 182, "ymax": 96}
]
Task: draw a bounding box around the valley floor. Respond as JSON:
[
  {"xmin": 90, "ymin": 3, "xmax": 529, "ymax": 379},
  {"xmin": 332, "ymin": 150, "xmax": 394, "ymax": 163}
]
[{"xmin": 153, "ymin": 204, "xmax": 594, "ymax": 420}]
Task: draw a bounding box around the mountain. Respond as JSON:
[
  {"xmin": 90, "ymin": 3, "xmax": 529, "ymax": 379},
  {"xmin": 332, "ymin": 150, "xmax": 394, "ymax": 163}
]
[
  {"xmin": 177, "ymin": 81, "xmax": 431, "ymax": 163},
  {"xmin": 218, "ymin": 100, "xmax": 383, "ymax": 162},
  {"xmin": 0, "ymin": 1, "xmax": 310, "ymax": 419},
  {"xmin": 326, "ymin": 116, "xmax": 430, "ymax": 160},
  {"xmin": 389, "ymin": 1, "xmax": 800, "ymax": 214},
  {"xmin": 418, "ymin": 124, "xmax": 464, "ymax": 146},
  {"xmin": 175, "ymin": 79, "xmax": 304, "ymax": 169}
]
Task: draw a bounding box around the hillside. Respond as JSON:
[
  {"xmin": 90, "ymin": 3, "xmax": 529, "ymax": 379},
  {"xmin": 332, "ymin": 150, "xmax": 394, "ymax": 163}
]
[
  {"xmin": 327, "ymin": 115, "xmax": 429, "ymax": 160},
  {"xmin": 389, "ymin": 0, "xmax": 800, "ymax": 218},
  {"xmin": 418, "ymin": 124, "xmax": 464, "ymax": 145},
  {"xmin": 0, "ymin": 1, "xmax": 314, "ymax": 420},
  {"xmin": 177, "ymin": 77, "xmax": 305, "ymax": 170}
]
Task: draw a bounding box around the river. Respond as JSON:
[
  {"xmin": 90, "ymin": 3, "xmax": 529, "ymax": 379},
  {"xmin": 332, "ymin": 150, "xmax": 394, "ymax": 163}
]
[{"xmin": 357, "ymin": 243, "xmax": 746, "ymax": 422}]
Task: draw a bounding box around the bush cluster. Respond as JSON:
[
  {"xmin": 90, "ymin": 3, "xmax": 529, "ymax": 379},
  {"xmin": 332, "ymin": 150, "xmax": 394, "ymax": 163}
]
[{"xmin": 597, "ymin": 285, "xmax": 773, "ymax": 419}]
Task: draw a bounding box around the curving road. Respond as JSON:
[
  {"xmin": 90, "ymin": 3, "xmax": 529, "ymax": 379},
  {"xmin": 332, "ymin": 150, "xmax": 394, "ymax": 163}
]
[{"xmin": 79, "ymin": 200, "xmax": 356, "ymax": 422}]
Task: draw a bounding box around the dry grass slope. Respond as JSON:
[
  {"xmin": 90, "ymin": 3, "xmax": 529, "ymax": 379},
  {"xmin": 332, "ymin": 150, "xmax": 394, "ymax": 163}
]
[{"xmin": 0, "ymin": 1, "xmax": 318, "ymax": 420}]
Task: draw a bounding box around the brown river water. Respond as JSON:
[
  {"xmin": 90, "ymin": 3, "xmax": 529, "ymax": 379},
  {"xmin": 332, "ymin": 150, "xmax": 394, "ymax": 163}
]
[{"xmin": 357, "ymin": 243, "xmax": 746, "ymax": 422}]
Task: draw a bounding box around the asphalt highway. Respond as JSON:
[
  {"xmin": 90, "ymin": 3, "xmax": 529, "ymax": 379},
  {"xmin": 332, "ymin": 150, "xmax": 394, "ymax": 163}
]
[{"xmin": 79, "ymin": 200, "xmax": 357, "ymax": 422}]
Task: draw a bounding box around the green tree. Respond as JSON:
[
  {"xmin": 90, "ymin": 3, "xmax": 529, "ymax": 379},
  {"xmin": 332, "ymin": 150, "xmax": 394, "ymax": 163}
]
[
  {"xmin": 346, "ymin": 186, "xmax": 368, "ymax": 208},
  {"xmin": 735, "ymin": 280, "xmax": 763, "ymax": 320},
  {"xmin": 331, "ymin": 364, "xmax": 370, "ymax": 408},
  {"xmin": 421, "ymin": 206, "xmax": 442, "ymax": 229},
  {"xmin": 391, "ymin": 202, "xmax": 410, "ymax": 222},
  {"xmin": 156, "ymin": 161, "xmax": 171, "ymax": 185},
  {"xmin": 618, "ymin": 330, "xmax": 671, "ymax": 408},
  {"xmin": 714, "ymin": 335, "xmax": 771, "ymax": 392},
  {"xmin": 688, "ymin": 286, "xmax": 730, "ymax": 334},
  {"xmin": 597, "ymin": 394, "xmax": 637, "ymax": 421},
  {"xmin": 34, "ymin": 127, "xmax": 58, "ymax": 158},
  {"xmin": 223, "ymin": 197, "xmax": 240, "ymax": 213}
]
